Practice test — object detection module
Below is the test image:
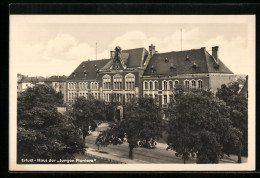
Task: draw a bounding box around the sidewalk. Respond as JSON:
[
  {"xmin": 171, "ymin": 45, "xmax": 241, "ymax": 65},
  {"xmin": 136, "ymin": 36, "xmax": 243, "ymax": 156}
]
[{"xmin": 90, "ymin": 125, "xmax": 248, "ymax": 164}]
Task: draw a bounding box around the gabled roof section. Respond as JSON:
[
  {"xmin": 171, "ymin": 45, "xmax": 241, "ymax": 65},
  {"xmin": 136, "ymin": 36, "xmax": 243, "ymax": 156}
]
[
  {"xmin": 121, "ymin": 47, "xmax": 148, "ymax": 68},
  {"xmin": 100, "ymin": 47, "xmax": 148, "ymax": 70},
  {"xmin": 143, "ymin": 48, "xmax": 233, "ymax": 76},
  {"xmin": 46, "ymin": 75, "xmax": 67, "ymax": 82},
  {"xmin": 67, "ymin": 59, "xmax": 110, "ymax": 80},
  {"xmin": 204, "ymin": 51, "xmax": 233, "ymax": 73}
]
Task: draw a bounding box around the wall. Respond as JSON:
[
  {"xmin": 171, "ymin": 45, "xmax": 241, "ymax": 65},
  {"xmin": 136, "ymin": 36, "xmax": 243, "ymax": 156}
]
[{"xmin": 208, "ymin": 73, "xmax": 237, "ymax": 93}]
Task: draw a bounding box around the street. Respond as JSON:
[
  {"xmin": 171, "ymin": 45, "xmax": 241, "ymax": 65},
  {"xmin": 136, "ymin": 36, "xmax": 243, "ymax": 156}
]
[
  {"xmin": 85, "ymin": 122, "xmax": 247, "ymax": 164},
  {"xmin": 85, "ymin": 123, "xmax": 196, "ymax": 164}
]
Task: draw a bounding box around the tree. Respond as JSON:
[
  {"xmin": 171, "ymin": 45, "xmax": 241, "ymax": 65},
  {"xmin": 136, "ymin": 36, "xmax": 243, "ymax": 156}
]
[
  {"xmin": 166, "ymin": 87, "xmax": 239, "ymax": 164},
  {"xmin": 216, "ymin": 82, "xmax": 240, "ymax": 103},
  {"xmin": 70, "ymin": 96, "xmax": 107, "ymax": 147},
  {"xmin": 17, "ymin": 85, "xmax": 84, "ymax": 162},
  {"xmin": 96, "ymin": 97, "xmax": 164, "ymax": 159},
  {"xmin": 216, "ymin": 80, "xmax": 248, "ymax": 163}
]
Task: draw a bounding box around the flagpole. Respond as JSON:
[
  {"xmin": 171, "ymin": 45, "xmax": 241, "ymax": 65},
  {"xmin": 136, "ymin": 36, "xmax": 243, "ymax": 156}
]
[
  {"xmin": 96, "ymin": 42, "xmax": 97, "ymax": 60},
  {"xmin": 180, "ymin": 28, "xmax": 182, "ymax": 51}
]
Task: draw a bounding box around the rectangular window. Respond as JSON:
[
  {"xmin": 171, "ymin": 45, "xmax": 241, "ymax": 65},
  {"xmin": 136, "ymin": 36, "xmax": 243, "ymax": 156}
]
[
  {"xmin": 164, "ymin": 95, "xmax": 167, "ymax": 104},
  {"xmin": 155, "ymin": 94, "xmax": 158, "ymax": 104},
  {"xmin": 169, "ymin": 95, "xmax": 173, "ymax": 102},
  {"xmin": 163, "ymin": 81, "xmax": 168, "ymax": 90}
]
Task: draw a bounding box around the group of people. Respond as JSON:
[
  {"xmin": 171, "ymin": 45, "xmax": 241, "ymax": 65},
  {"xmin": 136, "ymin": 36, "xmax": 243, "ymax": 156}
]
[{"xmin": 137, "ymin": 138, "xmax": 157, "ymax": 149}]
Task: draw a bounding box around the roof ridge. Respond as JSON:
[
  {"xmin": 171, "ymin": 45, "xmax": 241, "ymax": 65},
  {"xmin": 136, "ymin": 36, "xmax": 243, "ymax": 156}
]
[
  {"xmin": 83, "ymin": 58, "xmax": 110, "ymax": 62},
  {"xmin": 155, "ymin": 48, "xmax": 201, "ymax": 55},
  {"xmin": 122, "ymin": 47, "xmax": 146, "ymax": 51},
  {"xmin": 203, "ymin": 50, "xmax": 210, "ymax": 73}
]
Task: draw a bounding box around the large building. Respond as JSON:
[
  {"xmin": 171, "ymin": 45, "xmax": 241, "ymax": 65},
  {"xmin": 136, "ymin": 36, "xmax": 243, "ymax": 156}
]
[{"xmin": 66, "ymin": 44, "xmax": 236, "ymax": 107}]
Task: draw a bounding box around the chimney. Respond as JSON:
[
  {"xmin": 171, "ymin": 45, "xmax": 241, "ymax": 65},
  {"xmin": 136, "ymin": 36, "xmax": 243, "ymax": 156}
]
[
  {"xmin": 212, "ymin": 46, "xmax": 219, "ymax": 62},
  {"xmin": 201, "ymin": 47, "xmax": 206, "ymax": 51},
  {"xmin": 110, "ymin": 51, "xmax": 115, "ymax": 59},
  {"xmin": 149, "ymin": 44, "xmax": 156, "ymax": 56}
]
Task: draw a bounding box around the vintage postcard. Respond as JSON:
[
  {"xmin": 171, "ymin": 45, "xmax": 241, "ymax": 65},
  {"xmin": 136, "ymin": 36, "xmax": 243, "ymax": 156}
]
[{"xmin": 9, "ymin": 15, "xmax": 255, "ymax": 171}]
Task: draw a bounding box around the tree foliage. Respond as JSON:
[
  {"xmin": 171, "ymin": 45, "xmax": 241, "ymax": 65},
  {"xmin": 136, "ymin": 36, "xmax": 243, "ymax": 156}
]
[
  {"xmin": 216, "ymin": 82, "xmax": 240, "ymax": 103},
  {"xmin": 167, "ymin": 87, "xmax": 240, "ymax": 164},
  {"xmin": 96, "ymin": 97, "xmax": 164, "ymax": 159},
  {"xmin": 216, "ymin": 80, "xmax": 248, "ymax": 158},
  {"xmin": 17, "ymin": 85, "xmax": 84, "ymax": 163}
]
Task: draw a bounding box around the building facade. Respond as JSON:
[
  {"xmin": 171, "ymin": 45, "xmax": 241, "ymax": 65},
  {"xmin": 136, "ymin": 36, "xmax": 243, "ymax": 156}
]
[
  {"xmin": 66, "ymin": 46, "xmax": 149, "ymax": 105},
  {"xmin": 17, "ymin": 75, "xmax": 45, "ymax": 94},
  {"xmin": 66, "ymin": 44, "xmax": 236, "ymax": 107},
  {"xmin": 45, "ymin": 75, "xmax": 67, "ymax": 102}
]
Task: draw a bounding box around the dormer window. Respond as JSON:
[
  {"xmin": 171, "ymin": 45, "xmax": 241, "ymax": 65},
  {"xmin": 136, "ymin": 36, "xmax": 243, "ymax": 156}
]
[
  {"xmin": 84, "ymin": 70, "xmax": 87, "ymax": 76},
  {"xmin": 150, "ymin": 65, "xmax": 155, "ymax": 73},
  {"xmin": 214, "ymin": 63, "xmax": 219, "ymax": 69},
  {"xmin": 94, "ymin": 65, "xmax": 97, "ymax": 68},
  {"xmin": 164, "ymin": 58, "xmax": 169, "ymax": 63},
  {"xmin": 73, "ymin": 72, "xmax": 76, "ymax": 77},
  {"xmin": 82, "ymin": 65, "xmax": 85, "ymax": 68},
  {"xmin": 192, "ymin": 61, "xmax": 198, "ymax": 69},
  {"xmin": 96, "ymin": 69, "xmax": 99, "ymax": 76},
  {"xmin": 186, "ymin": 55, "xmax": 189, "ymax": 61},
  {"xmin": 170, "ymin": 63, "xmax": 176, "ymax": 72}
]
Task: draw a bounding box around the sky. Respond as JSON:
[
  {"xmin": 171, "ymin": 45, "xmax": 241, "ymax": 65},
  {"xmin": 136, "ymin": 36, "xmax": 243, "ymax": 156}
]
[{"xmin": 10, "ymin": 15, "xmax": 255, "ymax": 77}]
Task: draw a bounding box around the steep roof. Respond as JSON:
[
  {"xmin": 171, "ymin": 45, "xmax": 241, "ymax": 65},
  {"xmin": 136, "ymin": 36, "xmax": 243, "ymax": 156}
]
[
  {"xmin": 100, "ymin": 47, "xmax": 148, "ymax": 71},
  {"xmin": 143, "ymin": 48, "xmax": 233, "ymax": 76},
  {"xmin": 46, "ymin": 75, "xmax": 67, "ymax": 82},
  {"xmin": 121, "ymin": 48, "xmax": 148, "ymax": 68},
  {"xmin": 67, "ymin": 59, "xmax": 110, "ymax": 80}
]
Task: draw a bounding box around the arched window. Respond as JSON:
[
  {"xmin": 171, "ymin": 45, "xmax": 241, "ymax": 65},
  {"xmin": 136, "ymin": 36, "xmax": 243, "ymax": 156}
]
[
  {"xmin": 184, "ymin": 80, "xmax": 190, "ymax": 89},
  {"xmin": 113, "ymin": 74, "xmax": 123, "ymax": 90},
  {"xmin": 125, "ymin": 73, "xmax": 135, "ymax": 90},
  {"xmin": 154, "ymin": 80, "xmax": 159, "ymax": 90},
  {"xmin": 144, "ymin": 81, "xmax": 148, "ymax": 90},
  {"xmin": 149, "ymin": 81, "xmax": 153, "ymax": 90},
  {"xmin": 163, "ymin": 81, "xmax": 168, "ymax": 90},
  {"xmin": 79, "ymin": 82, "xmax": 82, "ymax": 90},
  {"xmin": 169, "ymin": 80, "xmax": 173, "ymax": 90},
  {"xmin": 74, "ymin": 83, "xmax": 76, "ymax": 90},
  {"xmin": 191, "ymin": 80, "xmax": 196, "ymax": 88},
  {"xmin": 174, "ymin": 80, "xmax": 179, "ymax": 87},
  {"xmin": 103, "ymin": 75, "xmax": 111, "ymax": 90},
  {"xmin": 198, "ymin": 80, "xmax": 203, "ymax": 89}
]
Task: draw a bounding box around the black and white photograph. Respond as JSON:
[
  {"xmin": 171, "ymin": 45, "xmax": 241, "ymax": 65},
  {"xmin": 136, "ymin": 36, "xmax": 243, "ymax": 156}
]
[{"xmin": 9, "ymin": 15, "xmax": 255, "ymax": 171}]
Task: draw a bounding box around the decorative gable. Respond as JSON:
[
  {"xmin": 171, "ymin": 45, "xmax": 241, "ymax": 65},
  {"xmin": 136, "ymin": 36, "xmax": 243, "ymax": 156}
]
[
  {"xmin": 110, "ymin": 60, "xmax": 125, "ymax": 70},
  {"xmin": 108, "ymin": 46, "xmax": 129, "ymax": 71}
]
